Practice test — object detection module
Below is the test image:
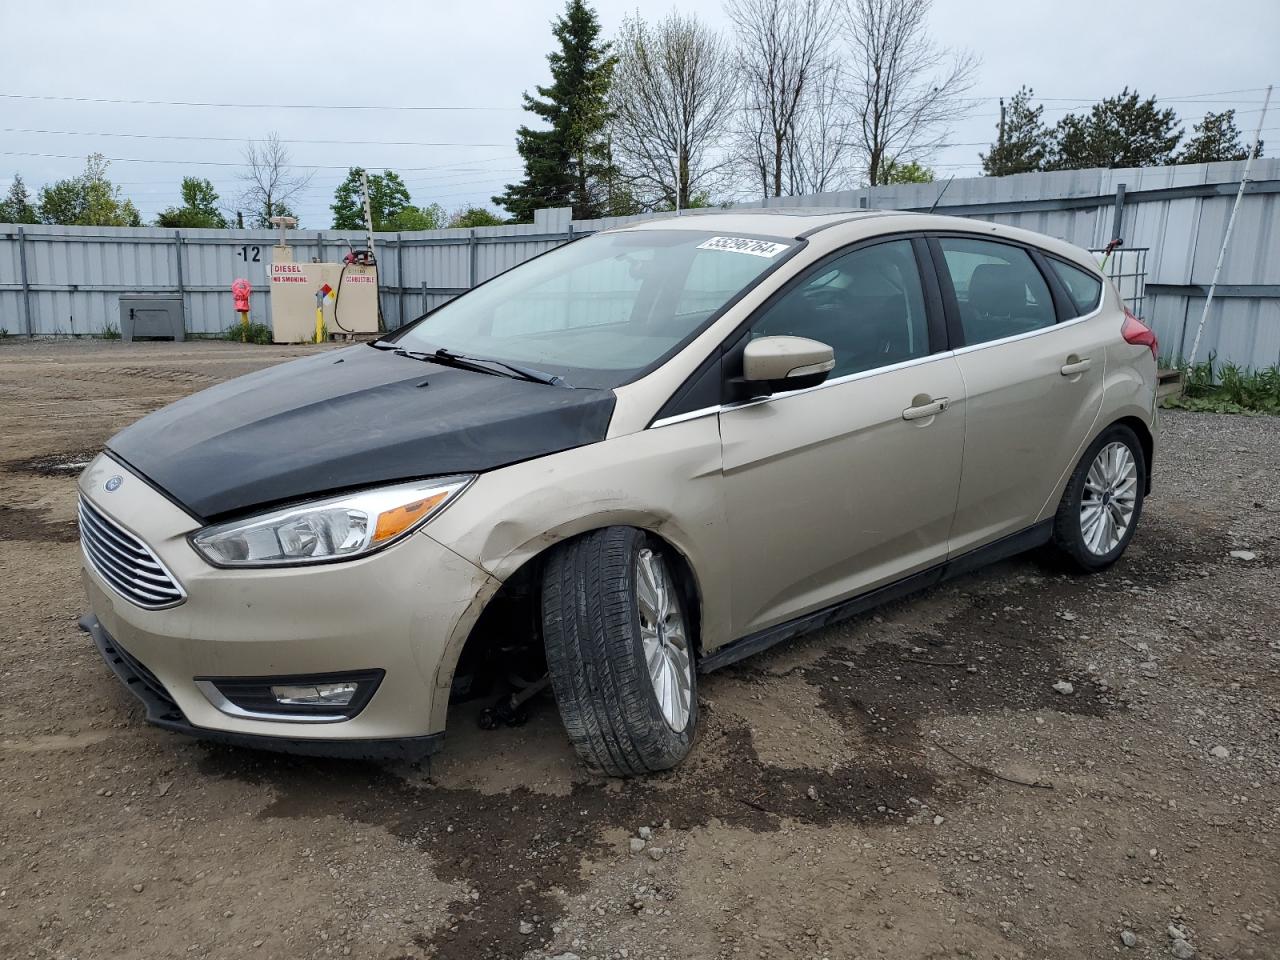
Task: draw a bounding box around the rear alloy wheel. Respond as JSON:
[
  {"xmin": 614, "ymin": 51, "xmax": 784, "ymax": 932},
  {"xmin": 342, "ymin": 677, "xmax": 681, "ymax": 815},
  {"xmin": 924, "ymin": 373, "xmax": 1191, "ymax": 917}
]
[
  {"xmin": 1053, "ymin": 424, "xmax": 1146, "ymax": 571},
  {"xmin": 541, "ymin": 527, "xmax": 697, "ymax": 776}
]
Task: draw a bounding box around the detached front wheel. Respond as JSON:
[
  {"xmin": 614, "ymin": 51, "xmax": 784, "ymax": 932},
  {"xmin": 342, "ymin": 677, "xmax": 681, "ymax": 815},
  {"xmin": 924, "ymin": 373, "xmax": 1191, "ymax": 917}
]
[{"xmin": 541, "ymin": 527, "xmax": 697, "ymax": 776}]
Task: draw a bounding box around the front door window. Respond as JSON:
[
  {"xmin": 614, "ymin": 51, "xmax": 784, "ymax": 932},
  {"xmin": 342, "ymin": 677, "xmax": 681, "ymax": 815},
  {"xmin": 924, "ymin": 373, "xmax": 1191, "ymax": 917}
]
[{"xmin": 751, "ymin": 239, "xmax": 930, "ymax": 377}]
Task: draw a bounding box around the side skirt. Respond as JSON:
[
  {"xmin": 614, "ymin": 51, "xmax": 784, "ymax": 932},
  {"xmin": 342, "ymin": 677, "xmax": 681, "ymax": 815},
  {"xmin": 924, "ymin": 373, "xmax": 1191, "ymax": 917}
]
[{"xmin": 697, "ymin": 520, "xmax": 1053, "ymax": 673}]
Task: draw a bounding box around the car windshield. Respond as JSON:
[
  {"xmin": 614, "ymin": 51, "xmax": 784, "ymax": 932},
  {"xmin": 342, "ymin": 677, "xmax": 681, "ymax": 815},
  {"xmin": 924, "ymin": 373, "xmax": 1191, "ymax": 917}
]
[{"xmin": 392, "ymin": 230, "xmax": 796, "ymax": 388}]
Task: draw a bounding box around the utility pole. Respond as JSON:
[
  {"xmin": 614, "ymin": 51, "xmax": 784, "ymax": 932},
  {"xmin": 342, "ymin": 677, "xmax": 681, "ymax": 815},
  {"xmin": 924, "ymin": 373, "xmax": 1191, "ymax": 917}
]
[
  {"xmin": 674, "ymin": 148, "xmax": 682, "ymax": 215},
  {"xmin": 998, "ymin": 98, "xmax": 1007, "ymax": 152},
  {"xmin": 360, "ymin": 169, "xmax": 376, "ymax": 261},
  {"xmin": 1185, "ymin": 83, "xmax": 1272, "ymax": 370}
]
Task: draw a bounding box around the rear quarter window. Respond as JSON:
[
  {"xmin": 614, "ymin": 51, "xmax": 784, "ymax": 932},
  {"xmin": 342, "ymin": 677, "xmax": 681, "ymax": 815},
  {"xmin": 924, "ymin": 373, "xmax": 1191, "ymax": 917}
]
[{"xmin": 1048, "ymin": 258, "xmax": 1103, "ymax": 317}]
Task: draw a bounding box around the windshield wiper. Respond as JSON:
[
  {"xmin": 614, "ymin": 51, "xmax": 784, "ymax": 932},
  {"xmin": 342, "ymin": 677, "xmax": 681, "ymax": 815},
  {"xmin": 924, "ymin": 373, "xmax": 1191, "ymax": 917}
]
[
  {"xmin": 437, "ymin": 348, "xmax": 570, "ymax": 387},
  {"xmin": 393, "ymin": 347, "xmax": 570, "ymax": 387}
]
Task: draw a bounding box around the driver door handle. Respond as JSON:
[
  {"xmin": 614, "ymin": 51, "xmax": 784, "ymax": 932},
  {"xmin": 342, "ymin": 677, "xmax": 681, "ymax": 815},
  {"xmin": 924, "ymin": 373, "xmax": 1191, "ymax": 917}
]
[
  {"xmin": 1060, "ymin": 356, "xmax": 1092, "ymax": 376},
  {"xmin": 902, "ymin": 397, "xmax": 950, "ymax": 421}
]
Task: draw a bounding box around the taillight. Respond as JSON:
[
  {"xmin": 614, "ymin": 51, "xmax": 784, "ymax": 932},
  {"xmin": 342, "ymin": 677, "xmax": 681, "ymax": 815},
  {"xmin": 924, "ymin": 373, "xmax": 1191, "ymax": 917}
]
[{"xmin": 1121, "ymin": 309, "xmax": 1158, "ymax": 360}]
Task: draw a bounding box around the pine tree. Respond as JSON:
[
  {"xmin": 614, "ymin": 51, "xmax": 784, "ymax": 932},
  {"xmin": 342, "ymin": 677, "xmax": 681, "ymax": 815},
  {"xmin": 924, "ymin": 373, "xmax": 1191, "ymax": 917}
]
[
  {"xmin": 493, "ymin": 0, "xmax": 617, "ymax": 222},
  {"xmin": 878, "ymin": 159, "xmax": 935, "ymax": 184},
  {"xmin": 1045, "ymin": 88, "xmax": 1182, "ymax": 171},
  {"xmin": 156, "ymin": 177, "xmax": 228, "ymax": 228},
  {"xmin": 980, "ymin": 86, "xmax": 1050, "ymax": 176},
  {"xmin": 1177, "ymin": 110, "xmax": 1260, "ymax": 164},
  {"xmin": 331, "ymin": 167, "xmax": 412, "ymax": 230},
  {"xmin": 0, "ymin": 174, "xmax": 39, "ymax": 223}
]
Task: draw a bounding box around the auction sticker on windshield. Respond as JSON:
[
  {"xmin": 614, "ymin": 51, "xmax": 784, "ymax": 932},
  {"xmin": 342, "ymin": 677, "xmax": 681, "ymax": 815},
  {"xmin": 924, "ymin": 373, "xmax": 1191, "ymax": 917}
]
[{"xmin": 696, "ymin": 236, "xmax": 791, "ymax": 257}]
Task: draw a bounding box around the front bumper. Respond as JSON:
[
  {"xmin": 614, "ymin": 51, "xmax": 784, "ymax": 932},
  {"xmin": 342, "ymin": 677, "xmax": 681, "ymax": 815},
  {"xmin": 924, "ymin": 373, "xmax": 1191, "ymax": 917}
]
[
  {"xmin": 77, "ymin": 455, "xmax": 501, "ymax": 758},
  {"xmin": 80, "ymin": 614, "xmax": 443, "ymax": 761}
]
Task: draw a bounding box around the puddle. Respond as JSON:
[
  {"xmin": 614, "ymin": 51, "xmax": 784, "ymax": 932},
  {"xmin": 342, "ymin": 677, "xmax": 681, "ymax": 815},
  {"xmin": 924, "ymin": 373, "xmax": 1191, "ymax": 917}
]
[
  {"xmin": 4, "ymin": 448, "xmax": 99, "ymax": 477},
  {"xmin": 197, "ymin": 710, "xmax": 935, "ymax": 959},
  {"xmin": 188, "ymin": 531, "xmax": 1177, "ymax": 957},
  {"xmin": 160, "ymin": 514, "xmax": 1229, "ymax": 957},
  {"xmin": 0, "ymin": 504, "xmax": 78, "ymax": 542}
]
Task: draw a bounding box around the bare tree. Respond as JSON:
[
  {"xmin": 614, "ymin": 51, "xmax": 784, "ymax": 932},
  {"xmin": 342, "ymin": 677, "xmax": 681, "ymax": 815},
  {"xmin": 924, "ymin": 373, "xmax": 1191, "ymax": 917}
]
[
  {"xmin": 238, "ymin": 132, "xmax": 313, "ymax": 228},
  {"xmin": 842, "ymin": 0, "xmax": 978, "ymax": 186},
  {"xmin": 728, "ymin": 0, "xmax": 836, "ymax": 198},
  {"xmin": 610, "ymin": 12, "xmax": 740, "ymax": 210},
  {"xmin": 784, "ymin": 59, "xmax": 855, "ymax": 194}
]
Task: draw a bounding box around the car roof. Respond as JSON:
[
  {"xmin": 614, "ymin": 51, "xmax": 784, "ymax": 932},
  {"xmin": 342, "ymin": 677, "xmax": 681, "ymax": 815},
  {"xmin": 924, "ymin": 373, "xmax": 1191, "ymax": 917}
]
[
  {"xmin": 607, "ymin": 208, "xmax": 1102, "ymax": 273},
  {"xmin": 608, "ymin": 208, "xmax": 904, "ymax": 240}
]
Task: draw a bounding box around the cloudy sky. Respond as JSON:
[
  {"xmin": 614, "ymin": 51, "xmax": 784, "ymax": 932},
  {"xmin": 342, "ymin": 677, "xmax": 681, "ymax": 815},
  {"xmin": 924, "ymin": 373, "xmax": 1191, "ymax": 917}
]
[{"xmin": 3, "ymin": 0, "xmax": 1277, "ymax": 225}]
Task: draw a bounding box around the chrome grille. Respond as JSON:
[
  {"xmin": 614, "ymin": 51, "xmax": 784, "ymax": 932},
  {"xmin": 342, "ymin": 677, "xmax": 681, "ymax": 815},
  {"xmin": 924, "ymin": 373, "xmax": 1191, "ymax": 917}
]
[{"xmin": 78, "ymin": 497, "xmax": 185, "ymax": 609}]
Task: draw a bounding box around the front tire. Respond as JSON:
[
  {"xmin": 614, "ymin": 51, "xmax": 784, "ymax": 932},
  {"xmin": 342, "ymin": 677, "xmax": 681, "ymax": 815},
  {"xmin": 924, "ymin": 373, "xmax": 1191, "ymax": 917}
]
[
  {"xmin": 541, "ymin": 527, "xmax": 697, "ymax": 776},
  {"xmin": 1053, "ymin": 424, "xmax": 1146, "ymax": 571}
]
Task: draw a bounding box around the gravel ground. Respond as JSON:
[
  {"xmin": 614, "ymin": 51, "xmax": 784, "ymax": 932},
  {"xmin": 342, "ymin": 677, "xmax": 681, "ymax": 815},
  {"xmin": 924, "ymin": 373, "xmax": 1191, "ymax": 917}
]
[{"xmin": 1, "ymin": 339, "xmax": 1277, "ymax": 960}]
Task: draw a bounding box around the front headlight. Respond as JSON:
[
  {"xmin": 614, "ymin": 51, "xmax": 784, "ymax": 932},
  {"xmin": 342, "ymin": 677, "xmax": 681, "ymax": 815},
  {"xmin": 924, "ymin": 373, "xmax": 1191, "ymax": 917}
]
[{"xmin": 189, "ymin": 476, "xmax": 473, "ymax": 567}]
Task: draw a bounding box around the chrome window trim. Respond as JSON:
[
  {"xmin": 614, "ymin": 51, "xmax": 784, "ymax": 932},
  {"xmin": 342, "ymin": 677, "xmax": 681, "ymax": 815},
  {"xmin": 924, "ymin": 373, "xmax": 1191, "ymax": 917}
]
[
  {"xmin": 194, "ymin": 680, "xmax": 348, "ymax": 724},
  {"xmin": 721, "ymin": 350, "xmax": 957, "ymax": 414},
  {"xmin": 650, "ymin": 406, "xmax": 721, "ymax": 429},
  {"xmin": 951, "ymin": 298, "xmax": 1107, "ymax": 357},
  {"xmin": 649, "ymin": 350, "xmax": 957, "ymax": 427}
]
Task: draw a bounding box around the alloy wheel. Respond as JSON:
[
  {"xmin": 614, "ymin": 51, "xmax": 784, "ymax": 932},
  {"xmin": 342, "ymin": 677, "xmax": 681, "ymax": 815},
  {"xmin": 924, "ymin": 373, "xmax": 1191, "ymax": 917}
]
[
  {"xmin": 1080, "ymin": 441, "xmax": 1139, "ymax": 556},
  {"xmin": 635, "ymin": 547, "xmax": 693, "ymax": 731}
]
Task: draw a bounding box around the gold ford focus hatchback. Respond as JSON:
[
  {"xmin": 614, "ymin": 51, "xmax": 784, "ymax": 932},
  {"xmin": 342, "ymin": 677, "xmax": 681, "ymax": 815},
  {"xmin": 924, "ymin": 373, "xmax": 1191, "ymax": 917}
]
[{"xmin": 78, "ymin": 210, "xmax": 1159, "ymax": 775}]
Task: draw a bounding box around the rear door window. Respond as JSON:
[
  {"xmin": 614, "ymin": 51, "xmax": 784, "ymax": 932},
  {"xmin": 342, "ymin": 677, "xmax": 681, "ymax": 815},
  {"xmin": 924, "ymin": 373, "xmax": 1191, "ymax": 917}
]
[
  {"xmin": 1047, "ymin": 257, "xmax": 1104, "ymax": 317},
  {"xmin": 936, "ymin": 237, "xmax": 1056, "ymax": 347}
]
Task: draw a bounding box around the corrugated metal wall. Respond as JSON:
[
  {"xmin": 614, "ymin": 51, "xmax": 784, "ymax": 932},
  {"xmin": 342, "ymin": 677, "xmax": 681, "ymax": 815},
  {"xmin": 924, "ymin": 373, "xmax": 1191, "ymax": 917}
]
[{"xmin": 2, "ymin": 159, "xmax": 1277, "ymax": 368}]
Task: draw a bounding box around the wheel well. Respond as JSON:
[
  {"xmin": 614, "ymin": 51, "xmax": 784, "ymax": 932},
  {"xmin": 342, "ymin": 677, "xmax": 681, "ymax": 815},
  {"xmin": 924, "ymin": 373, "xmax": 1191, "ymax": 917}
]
[
  {"xmin": 645, "ymin": 531, "xmax": 703, "ymax": 658},
  {"xmin": 1113, "ymin": 415, "xmax": 1154, "ymax": 493},
  {"xmin": 447, "ymin": 526, "xmax": 704, "ymax": 704}
]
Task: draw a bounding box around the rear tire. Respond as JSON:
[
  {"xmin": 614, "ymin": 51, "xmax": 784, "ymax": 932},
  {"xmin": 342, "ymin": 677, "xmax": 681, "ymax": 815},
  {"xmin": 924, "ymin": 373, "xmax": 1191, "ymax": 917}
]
[
  {"xmin": 1053, "ymin": 424, "xmax": 1146, "ymax": 572},
  {"xmin": 541, "ymin": 527, "xmax": 697, "ymax": 776}
]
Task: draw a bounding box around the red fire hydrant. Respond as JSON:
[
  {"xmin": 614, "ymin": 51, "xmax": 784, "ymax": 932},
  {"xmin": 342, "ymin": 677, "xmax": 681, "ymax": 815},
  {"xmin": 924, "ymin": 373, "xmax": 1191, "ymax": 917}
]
[{"xmin": 232, "ymin": 278, "xmax": 252, "ymax": 336}]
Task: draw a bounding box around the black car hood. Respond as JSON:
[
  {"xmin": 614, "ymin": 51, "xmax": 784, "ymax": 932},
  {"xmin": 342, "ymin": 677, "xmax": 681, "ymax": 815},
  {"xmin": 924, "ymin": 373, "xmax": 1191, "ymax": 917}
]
[{"xmin": 106, "ymin": 346, "xmax": 615, "ymax": 521}]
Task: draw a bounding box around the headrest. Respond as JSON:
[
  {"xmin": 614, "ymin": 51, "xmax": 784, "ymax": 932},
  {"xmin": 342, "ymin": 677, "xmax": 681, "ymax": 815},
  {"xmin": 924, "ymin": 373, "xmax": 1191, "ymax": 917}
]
[{"xmin": 969, "ymin": 263, "xmax": 1025, "ymax": 318}]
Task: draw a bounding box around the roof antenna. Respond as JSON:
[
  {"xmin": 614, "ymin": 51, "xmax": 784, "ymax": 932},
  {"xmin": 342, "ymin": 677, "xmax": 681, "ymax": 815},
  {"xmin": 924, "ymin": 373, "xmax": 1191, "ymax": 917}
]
[{"xmin": 927, "ymin": 175, "xmax": 956, "ymax": 214}]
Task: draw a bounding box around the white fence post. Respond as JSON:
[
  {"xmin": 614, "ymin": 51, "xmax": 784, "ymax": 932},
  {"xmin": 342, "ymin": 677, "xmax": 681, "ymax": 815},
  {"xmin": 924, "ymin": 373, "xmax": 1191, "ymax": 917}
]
[{"xmin": 1185, "ymin": 84, "xmax": 1273, "ymax": 369}]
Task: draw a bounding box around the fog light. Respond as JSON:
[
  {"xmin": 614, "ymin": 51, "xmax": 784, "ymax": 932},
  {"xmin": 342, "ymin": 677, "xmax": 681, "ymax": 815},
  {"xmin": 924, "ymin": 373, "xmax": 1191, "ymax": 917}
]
[
  {"xmin": 271, "ymin": 681, "xmax": 358, "ymax": 707},
  {"xmin": 194, "ymin": 669, "xmax": 384, "ymax": 722}
]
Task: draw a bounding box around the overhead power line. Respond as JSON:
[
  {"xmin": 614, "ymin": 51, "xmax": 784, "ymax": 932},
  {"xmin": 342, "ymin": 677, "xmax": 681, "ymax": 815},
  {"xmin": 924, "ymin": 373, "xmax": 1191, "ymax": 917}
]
[
  {"xmin": 0, "ymin": 150, "xmax": 518, "ymax": 173},
  {"xmin": 0, "ymin": 92, "xmax": 518, "ymax": 111},
  {"xmin": 1, "ymin": 127, "xmax": 515, "ymax": 149},
  {"xmin": 3, "ymin": 85, "xmax": 1268, "ymax": 117},
  {"xmin": 950, "ymin": 86, "xmax": 1270, "ymax": 104}
]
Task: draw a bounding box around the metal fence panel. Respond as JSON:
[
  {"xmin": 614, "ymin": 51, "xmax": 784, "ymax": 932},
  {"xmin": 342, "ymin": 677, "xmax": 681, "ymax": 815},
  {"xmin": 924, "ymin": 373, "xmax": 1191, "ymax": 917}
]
[{"xmin": 2, "ymin": 159, "xmax": 1277, "ymax": 368}]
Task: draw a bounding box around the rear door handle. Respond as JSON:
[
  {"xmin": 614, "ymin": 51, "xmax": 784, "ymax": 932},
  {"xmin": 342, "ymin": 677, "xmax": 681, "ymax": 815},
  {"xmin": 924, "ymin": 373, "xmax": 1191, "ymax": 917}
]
[
  {"xmin": 1060, "ymin": 356, "xmax": 1092, "ymax": 376},
  {"xmin": 902, "ymin": 397, "xmax": 949, "ymax": 421}
]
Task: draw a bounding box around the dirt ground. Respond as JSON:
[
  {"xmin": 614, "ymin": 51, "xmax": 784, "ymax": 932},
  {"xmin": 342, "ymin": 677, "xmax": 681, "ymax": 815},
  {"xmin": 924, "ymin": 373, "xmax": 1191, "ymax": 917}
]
[{"xmin": 1, "ymin": 338, "xmax": 1277, "ymax": 960}]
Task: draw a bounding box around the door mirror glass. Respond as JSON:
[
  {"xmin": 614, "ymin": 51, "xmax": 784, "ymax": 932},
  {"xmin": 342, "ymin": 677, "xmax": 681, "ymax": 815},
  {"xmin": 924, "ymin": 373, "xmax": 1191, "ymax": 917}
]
[{"xmin": 742, "ymin": 336, "xmax": 835, "ymax": 394}]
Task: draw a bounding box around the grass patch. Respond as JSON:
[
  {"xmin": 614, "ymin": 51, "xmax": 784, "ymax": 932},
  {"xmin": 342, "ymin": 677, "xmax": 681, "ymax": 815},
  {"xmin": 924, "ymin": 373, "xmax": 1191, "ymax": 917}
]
[
  {"xmin": 1162, "ymin": 353, "xmax": 1280, "ymax": 415},
  {"xmin": 100, "ymin": 322, "xmax": 121, "ymax": 340},
  {"xmin": 225, "ymin": 321, "xmax": 274, "ymax": 345}
]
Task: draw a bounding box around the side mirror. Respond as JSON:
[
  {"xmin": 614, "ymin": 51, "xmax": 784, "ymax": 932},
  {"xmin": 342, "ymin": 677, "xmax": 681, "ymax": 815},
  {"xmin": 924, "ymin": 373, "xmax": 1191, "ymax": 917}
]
[{"xmin": 741, "ymin": 336, "xmax": 835, "ymax": 395}]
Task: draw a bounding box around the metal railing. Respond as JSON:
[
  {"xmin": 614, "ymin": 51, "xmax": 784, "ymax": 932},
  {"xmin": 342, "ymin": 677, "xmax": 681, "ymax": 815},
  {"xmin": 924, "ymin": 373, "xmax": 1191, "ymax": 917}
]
[{"xmin": 1090, "ymin": 247, "xmax": 1149, "ymax": 319}]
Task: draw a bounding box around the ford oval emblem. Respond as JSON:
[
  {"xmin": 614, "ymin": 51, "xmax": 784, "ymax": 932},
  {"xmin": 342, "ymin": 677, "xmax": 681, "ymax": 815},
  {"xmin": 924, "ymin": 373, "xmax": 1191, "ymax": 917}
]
[{"xmin": 104, "ymin": 475, "xmax": 123, "ymax": 492}]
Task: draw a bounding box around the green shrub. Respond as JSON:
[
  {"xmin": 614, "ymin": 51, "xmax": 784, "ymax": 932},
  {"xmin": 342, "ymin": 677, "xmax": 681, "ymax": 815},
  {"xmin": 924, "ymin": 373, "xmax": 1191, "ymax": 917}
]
[
  {"xmin": 1162, "ymin": 352, "xmax": 1280, "ymax": 415},
  {"xmin": 101, "ymin": 322, "xmax": 121, "ymax": 340},
  {"xmin": 225, "ymin": 321, "xmax": 273, "ymax": 345}
]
